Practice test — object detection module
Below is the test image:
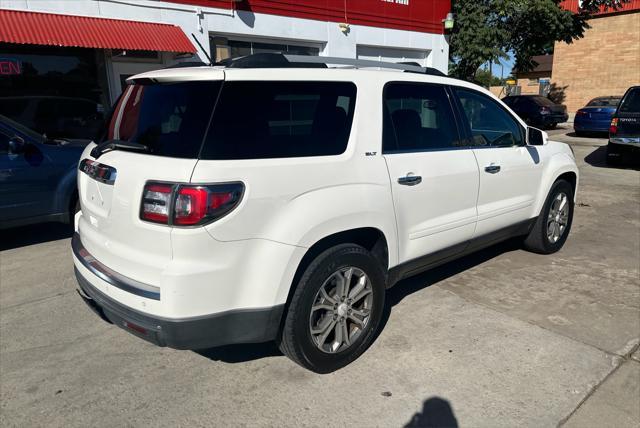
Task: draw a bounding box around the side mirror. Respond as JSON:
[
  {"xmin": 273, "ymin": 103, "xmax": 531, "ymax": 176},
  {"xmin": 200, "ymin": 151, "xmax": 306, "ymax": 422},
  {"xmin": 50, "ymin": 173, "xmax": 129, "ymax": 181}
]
[
  {"xmin": 527, "ymin": 127, "xmax": 547, "ymax": 146},
  {"xmin": 8, "ymin": 136, "xmax": 26, "ymax": 154}
]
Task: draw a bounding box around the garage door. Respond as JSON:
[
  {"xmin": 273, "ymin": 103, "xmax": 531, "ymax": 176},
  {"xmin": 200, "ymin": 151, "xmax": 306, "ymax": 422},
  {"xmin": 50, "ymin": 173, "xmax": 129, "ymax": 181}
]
[{"xmin": 356, "ymin": 46, "xmax": 429, "ymax": 67}]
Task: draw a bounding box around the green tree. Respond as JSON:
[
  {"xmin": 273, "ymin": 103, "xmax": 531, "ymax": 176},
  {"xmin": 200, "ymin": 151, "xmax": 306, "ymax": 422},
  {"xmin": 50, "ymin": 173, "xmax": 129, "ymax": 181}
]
[
  {"xmin": 474, "ymin": 68, "xmax": 505, "ymax": 87},
  {"xmin": 449, "ymin": 0, "xmax": 629, "ymax": 81}
]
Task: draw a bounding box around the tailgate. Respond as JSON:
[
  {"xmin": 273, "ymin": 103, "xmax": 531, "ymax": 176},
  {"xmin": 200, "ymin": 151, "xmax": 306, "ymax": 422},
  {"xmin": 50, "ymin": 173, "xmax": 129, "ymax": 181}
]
[
  {"xmin": 77, "ymin": 147, "xmax": 197, "ymax": 286},
  {"xmin": 615, "ymin": 114, "xmax": 640, "ymax": 137},
  {"xmin": 75, "ymin": 78, "xmax": 222, "ymax": 286}
]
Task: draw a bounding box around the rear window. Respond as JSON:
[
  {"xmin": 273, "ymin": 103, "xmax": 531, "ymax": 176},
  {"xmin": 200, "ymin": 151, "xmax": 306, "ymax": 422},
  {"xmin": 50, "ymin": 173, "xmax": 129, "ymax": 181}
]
[
  {"xmin": 200, "ymin": 81, "xmax": 356, "ymax": 160},
  {"xmin": 105, "ymin": 81, "xmax": 221, "ymax": 158},
  {"xmin": 530, "ymin": 96, "xmax": 555, "ymax": 107},
  {"xmin": 619, "ymin": 88, "xmax": 640, "ymax": 114},
  {"xmin": 587, "ymin": 97, "xmax": 621, "ymax": 107}
]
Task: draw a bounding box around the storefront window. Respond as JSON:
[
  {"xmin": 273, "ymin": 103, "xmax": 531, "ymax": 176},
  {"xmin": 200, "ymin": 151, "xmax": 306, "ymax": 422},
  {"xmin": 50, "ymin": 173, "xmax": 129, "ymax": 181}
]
[
  {"xmin": 0, "ymin": 44, "xmax": 109, "ymax": 140},
  {"xmin": 211, "ymin": 37, "xmax": 320, "ymax": 62}
]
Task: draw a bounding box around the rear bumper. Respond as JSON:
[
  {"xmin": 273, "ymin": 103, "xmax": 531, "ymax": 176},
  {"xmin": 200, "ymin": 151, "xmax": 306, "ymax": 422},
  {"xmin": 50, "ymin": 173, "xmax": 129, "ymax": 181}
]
[
  {"xmin": 609, "ymin": 137, "xmax": 640, "ymax": 147},
  {"xmin": 607, "ymin": 140, "xmax": 640, "ymax": 159},
  {"xmin": 72, "ymin": 233, "xmax": 284, "ymax": 350},
  {"xmin": 574, "ymin": 120, "xmax": 610, "ymax": 132},
  {"xmin": 540, "ymin": 114, "xmax": 568, "ymax": 125}
]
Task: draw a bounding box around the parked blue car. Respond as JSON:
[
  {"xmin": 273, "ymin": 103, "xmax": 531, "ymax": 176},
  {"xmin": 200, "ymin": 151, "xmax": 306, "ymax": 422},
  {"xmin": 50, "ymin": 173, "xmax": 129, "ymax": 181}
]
[
  {"xmin": 574, "ymin": 96, "xmax": 622, "ymax": 136},
  {"xmin": 0, "ymin": 114, "xmax": 89, "ymax": 229}
]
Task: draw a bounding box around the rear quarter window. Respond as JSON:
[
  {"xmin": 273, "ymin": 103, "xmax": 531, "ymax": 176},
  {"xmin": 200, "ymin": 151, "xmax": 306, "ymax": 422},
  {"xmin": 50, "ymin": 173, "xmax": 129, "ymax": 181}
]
[{"xmin": 200, "ymin": 81, "xmax": 356, "ymax": 160}]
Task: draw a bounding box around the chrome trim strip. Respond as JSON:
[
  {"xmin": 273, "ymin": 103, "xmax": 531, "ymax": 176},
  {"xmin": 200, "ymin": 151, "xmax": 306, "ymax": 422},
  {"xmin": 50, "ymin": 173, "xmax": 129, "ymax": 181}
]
[
  {"xmin": 71, "ymin": 233, "xmax": 160, "ymax": 300},
  {"xmin": 79, "ymin": 159, "xmax": 117, "ymax": 185}
]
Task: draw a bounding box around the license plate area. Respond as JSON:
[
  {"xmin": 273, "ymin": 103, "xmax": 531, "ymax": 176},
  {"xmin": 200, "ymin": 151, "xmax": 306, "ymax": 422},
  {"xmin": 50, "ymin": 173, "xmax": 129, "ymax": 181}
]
[{"xmin": 79, "ymin": 159, "xmax": 117, "ymax": 216}]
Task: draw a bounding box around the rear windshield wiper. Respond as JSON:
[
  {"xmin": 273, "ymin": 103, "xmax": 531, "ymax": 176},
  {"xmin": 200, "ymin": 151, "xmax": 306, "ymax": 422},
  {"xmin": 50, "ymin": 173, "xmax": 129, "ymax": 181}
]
[{"xmin": 90, "ymin": 140, "xmax": 150, "ymax": 159}]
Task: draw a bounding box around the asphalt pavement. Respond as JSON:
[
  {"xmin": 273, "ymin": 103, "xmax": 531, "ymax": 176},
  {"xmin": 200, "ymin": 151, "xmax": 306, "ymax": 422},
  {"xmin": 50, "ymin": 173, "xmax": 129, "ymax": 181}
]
[{"xmin": 1, "ymin": 126, "xmax": 638, "ymax": 427}]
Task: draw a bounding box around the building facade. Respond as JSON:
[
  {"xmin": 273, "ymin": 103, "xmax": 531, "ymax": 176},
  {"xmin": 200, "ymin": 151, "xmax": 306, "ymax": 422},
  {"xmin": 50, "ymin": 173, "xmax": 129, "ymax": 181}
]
[
  {"xmin": 552, "ymin": 0, "xmax": 640, "ymax": 114},
  {"xmin": 514, "ymin": 55, "xmax": 553, "ymax": 97},
  {"xmin": 0, "ymin": 0, "xmax": 451, "ymax": 140}
]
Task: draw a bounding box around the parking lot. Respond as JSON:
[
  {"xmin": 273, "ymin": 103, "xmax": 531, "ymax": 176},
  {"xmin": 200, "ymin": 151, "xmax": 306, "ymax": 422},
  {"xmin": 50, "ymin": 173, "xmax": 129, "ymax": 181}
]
[{"xmin": 1, "ymin": 127, "xmax": 638, "ymax": 427}]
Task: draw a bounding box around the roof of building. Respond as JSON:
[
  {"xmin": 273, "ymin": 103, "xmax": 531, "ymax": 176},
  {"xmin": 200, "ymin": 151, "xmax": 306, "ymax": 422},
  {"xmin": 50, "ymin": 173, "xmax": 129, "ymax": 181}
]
[{"xmin": 514, "ymin": 55, "xmax": 554, "ymax": 77}]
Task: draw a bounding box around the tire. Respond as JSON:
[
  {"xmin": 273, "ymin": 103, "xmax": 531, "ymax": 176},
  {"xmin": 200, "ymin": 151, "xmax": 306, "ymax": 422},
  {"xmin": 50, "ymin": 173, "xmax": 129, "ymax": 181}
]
[
  {"xmin": 574, "ymin": 130, "xmax": 585, "ymax": 137},
  {"xmin": 523, "ymin": 179, "xmax": 574, "ymax": 254},
  {"xmin": 548, "ymin": 123, "xmax": 557, "ymax": 130},
  {"xmin": 279, "ymin": 244, "xmax": 386, "ymax": 373}
]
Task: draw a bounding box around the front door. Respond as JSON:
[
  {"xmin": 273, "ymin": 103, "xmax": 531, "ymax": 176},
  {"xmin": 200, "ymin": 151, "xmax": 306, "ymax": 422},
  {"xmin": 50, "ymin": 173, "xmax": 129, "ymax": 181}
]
[
  {"xmin": 0, "ymin": 131, "xmax": 55, "ymax": 222},
  {"xmin": 453, "ymin": 88, "xmax": 543, "ymax": 237},
  {"xmin": 382, "ymin": 82, "xmax": 479, "ymax": 264}
]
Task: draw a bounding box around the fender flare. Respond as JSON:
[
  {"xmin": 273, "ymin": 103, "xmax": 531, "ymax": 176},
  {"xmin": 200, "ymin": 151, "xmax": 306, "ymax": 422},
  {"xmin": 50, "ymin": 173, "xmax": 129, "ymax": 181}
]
[{"xmin": 532, "ymin": 152, "xmax": 579, "ymax": 216}]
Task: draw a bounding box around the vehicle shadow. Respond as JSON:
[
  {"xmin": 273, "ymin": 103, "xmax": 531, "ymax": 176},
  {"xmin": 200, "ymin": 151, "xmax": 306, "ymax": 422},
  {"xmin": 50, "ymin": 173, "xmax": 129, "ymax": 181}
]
[
  {"xmin": 565, "ymin": 131, "xmax": 608, "ymax": 138},
  {"xmin": 195, "ymin": 238, "xmax": 522, "ymax": 365},
  {"xmin": 0, "ymin": 222, "xmax": 73, "ymax": 251},
  {"xmin": 405, "ymin": 397, "xmax": 458, "ymax": 428},
  {"xmin": 584, "ymin": 145, "xmax": 640, "ymax": 170},
  {"xmin": 377, "ymin": 238, "xmax": 522, "ymax": 336},
  {"xmin": 196, "ymin": 341, "xmax": 281, "ymax": 363}
]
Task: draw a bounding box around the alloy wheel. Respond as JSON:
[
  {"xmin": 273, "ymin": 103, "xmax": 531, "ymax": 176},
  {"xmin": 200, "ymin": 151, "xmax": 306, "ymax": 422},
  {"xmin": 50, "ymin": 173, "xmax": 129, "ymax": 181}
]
[
  {"xmin": 547, "ymin": 192, "xmax": 569, "ymax": 243},
  {"xmin": 308, "ymin": 267, "xmax": 373, "ymax": 354}
]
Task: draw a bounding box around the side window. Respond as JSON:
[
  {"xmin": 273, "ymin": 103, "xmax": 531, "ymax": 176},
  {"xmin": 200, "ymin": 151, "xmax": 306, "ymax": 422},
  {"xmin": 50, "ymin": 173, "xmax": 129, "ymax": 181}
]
[
  {"xmin": 383, "ymin": 83, "xmax": 462, "ymax": 152},
  {"xmin": 202, "ymin": 81, "xmax": 356, "ymax": 160},
  {"xmin": 456, "ymin": 89, "xmax": 524, "ymax": 147}
]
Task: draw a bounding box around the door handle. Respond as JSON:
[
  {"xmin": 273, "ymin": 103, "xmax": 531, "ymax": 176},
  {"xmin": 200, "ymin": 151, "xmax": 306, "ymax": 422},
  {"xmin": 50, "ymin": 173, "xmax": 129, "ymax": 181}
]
[
  {"xmin": 398, "ymin": 175, "xmax": 422, "ymax": 186},
  {"xmin": 484, "ymin": 165, "xmax": 501, "ymax": 174}
]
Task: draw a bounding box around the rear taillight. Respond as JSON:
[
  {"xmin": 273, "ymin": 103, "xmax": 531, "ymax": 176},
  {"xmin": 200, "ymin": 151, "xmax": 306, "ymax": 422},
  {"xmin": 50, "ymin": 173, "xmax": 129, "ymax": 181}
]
[
  {"xmin": 540, "ymin": 106, "xmax": 551, "ymax": 115},
  {"xmin": 576, "ymin": 110, "xmax": 587, "ymax": 116},
  {"xmin": 609, "ymin": 117, "xmax": 619, "ymax": 135},
  {"xmin": 141, "ymin": 183, "xmax": 172, "ymax": 224},
  {"xmin": 141, "ymin": 182, "xmax": 243, "ymax": 226}
]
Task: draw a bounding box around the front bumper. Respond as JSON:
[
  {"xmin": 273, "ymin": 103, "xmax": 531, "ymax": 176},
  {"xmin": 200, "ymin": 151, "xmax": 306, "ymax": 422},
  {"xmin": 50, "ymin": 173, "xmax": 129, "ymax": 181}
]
[{"xmin": 73, "ymin": 233, "xmax": 284, "ymax": 349}]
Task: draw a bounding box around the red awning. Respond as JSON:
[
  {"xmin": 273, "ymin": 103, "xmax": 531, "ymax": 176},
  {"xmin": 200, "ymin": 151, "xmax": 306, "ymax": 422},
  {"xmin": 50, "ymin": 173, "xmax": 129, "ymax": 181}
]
[{"xmin": 0, "ymin": 9, "xmax": 196, "ymax": 53}]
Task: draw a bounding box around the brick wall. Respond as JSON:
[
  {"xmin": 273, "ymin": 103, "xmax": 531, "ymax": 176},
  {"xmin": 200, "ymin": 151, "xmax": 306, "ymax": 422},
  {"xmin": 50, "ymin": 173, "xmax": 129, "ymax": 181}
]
[{"xmin": 552, "ymin": 11, "xmax": 640, "ymax": 114}]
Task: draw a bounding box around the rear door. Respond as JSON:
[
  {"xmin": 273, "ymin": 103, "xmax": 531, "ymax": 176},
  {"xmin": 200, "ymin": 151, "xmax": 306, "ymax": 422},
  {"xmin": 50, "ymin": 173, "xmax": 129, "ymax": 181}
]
[
  {"xmin": 453, "ymin": 87, "xmax": 542, "ymax": 237},
  {"xmin": 382, "ymin": 82, "xmax": 479, "ymax": 264},
  {"xmin": 77, "ymin": 79, "xmax": 222, "ymax": 285}
]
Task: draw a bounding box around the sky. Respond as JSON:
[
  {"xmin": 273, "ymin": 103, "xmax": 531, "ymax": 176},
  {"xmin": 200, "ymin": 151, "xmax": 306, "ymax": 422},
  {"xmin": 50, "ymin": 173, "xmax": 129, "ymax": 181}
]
[{"xmin": 479, "ymin": 54, "xmax": 515, "ymax": 79}]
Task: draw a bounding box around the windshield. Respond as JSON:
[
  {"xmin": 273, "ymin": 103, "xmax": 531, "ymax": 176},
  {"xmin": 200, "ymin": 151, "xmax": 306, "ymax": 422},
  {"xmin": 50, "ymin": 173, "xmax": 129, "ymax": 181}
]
[
  {"xmin": 587, "ymin": 97, "xmax": 621, "ymax": 107},
  {"xmin": 619, "ymin": 88, "xmax": 640, "ymax": 113},
  {"xmin": 104, "ymin": 81, "xmax": 221, "ymax": 158},
  {"xmin": 0, "ymin": 113, "xmax": 44, "ymax": 142}
]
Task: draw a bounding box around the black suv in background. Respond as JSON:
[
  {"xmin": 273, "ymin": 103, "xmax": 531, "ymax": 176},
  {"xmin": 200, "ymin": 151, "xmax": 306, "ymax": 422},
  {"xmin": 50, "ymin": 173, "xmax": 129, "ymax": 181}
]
[
  {"xmin": 502, "ymin": 95, "xmax": 568, "ymax": 130},
  {"xmin": 607, "ymin": 86, "xmax": 640, "ymax": 165}
]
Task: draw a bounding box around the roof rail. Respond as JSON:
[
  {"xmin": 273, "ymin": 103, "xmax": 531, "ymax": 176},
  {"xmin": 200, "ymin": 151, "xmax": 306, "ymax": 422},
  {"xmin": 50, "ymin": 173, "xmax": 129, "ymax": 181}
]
[{"xmin": 215, "ymin": 53, "xmax": 446, "ymax": 76}]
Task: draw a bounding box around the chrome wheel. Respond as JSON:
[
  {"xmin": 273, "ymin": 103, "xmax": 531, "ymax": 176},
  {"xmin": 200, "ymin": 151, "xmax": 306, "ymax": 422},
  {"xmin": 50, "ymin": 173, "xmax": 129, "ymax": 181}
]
[
  {"xmin": 547, "ymin": 192, "xmax": 569, "ymax": 244},
  {"xmin": 309, "ymin": 267, "xmax": 373, "ymax": 354}
]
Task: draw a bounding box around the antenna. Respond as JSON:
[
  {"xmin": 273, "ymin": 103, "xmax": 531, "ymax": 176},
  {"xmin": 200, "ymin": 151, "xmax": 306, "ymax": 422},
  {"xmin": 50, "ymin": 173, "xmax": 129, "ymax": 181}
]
[{"xmin": 191, "ymin": 33, "xmax": 213, "ymax": 66}]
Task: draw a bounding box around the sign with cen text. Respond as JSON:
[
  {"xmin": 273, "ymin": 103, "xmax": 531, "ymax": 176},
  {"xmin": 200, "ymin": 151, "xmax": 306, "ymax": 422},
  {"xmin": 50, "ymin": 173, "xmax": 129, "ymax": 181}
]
[
  {"xmin": 382, "ymin": 0, "xmax": 409, "ymax": 4},
  {"xmin": 0, "ymin": 59, "xmax": 22, "ymax": 76}
]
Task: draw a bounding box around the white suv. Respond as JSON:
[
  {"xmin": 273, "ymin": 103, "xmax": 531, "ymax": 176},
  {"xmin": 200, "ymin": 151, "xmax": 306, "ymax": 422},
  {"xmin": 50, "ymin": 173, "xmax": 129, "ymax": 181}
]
[{"xmin": 72, "ymin": 55, "xmax": 578, "ymax": 373}]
